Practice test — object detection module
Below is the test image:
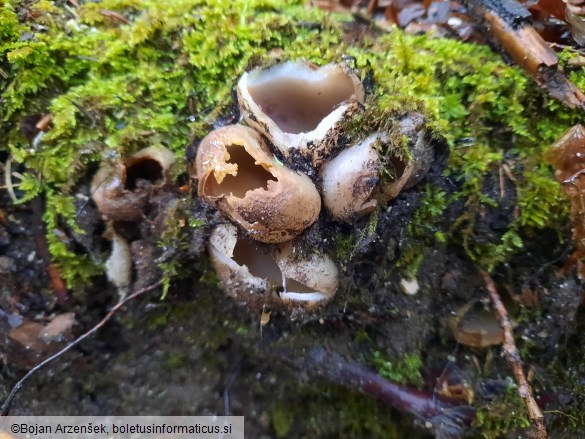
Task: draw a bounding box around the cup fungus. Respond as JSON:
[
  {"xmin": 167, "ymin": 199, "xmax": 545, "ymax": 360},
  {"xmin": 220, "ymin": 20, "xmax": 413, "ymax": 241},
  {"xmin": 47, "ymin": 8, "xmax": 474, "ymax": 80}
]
[
  {"xmin": 449, "ymin": 301, "xmax": 504, "ymax": 348},
  {"xmin": 320, "ymin": 133, "xmax": 385, "ymax": 222},
  {"xmin": 275, "ymin": 243, "xmax": 339, "ymax": 309},
  {"xmin": 208, "ymin": 223, "xmax": 338, "ymax": 310},
  {"xmin": 91, "ymin": 145, "xmax": 176, "ymax": 222},
  {"xmin": 89, "ymin": 60, "xmax": 437, "ymax": 315},
  {"xmin": 237, "ymin": 60, "xmax": 365, "ymax": 167},
  {"xmin": 193, "ymin": 124, "xmax": 321, "ymax": 243},
  {"xmin": 320, "ymin": 113, "xmax": 432, "ymax": 222}
]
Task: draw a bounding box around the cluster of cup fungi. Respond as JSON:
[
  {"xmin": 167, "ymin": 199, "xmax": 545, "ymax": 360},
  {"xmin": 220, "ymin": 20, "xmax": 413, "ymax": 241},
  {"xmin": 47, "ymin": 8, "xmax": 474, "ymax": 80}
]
[{"xmin": 91, "ymin": 60, "xmax": 434, "ymax": 313}]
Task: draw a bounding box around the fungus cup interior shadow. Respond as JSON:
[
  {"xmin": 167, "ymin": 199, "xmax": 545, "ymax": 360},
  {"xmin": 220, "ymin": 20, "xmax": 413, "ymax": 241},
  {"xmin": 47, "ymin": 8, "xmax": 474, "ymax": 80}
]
[
  {"xmin": 205, "ymin": 146, "xmax": 277, "ymax": 198},
  {"xmin": 248, "ymin": 73, "xmax": 356, "ymax": 134},
  {"xmin": 125, "ymin": 158, "xmax": 164, "ymax": 190},
  {"xmin": 232, "ymin": 237, "xmax": 314, "ymax": 293},
  {"xmin": 388, "ymin": 155, "xmax": 407, "ymax": 180}
]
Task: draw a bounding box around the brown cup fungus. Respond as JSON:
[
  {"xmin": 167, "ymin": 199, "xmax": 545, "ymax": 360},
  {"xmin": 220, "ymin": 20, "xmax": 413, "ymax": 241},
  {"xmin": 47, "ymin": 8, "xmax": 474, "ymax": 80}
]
[
  {"xmin": 195, "ymin": 62, "xmax": 436, "ymax": 313},
  {"xmin": 449, "ymin": 301, "xmax": 504, "ymax": 348},
  {"xmin": 91, "ymin": 145, "xmax": 176, "ymax": 296},
  {"xmin": 193, "ymin": 124, "xmax": 321, "ymax": 244},
  {"xmin": 91, "ymin": 145, "xmax": 176, "ymax": 222},
  {"xmin": 208, "ymin": 224, "xmax": 338, "ymax": 311},
  {"xmin": 237, "ymin": 60, "xmax": 365, "ymax": 167},
  {"xmin": 90, "ymin": 60, "xmax": 435, "ymax": 313},
  {"xmin": 320, "ymin": 113, "xmax": 432, "ymax": 222}
]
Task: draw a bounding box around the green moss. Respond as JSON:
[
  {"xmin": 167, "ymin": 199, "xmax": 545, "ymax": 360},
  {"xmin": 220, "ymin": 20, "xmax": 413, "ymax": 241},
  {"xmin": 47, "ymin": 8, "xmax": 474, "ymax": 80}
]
[
  {"xmin": 474, "ymin": 380, "xmax": 531, "ymax": 439},
  {"xmin": 270, "ymin": 402, "xmax": 294, "ymax": 438},
  {"xmin": 166, "ymin": 353, "xmax": 188, "ymax": 369},
  {"xmin": 334, "ymin": 229, "xmax": 357, "ymax": 261},
  {"xmin": 1, "ymin": 0, "xmax": 581, "ymax": 285},
  {"xmin": 157, "ymin": 198, "xmax": 202, "ymax": 299},
  {"xmin": 371, "ymin": 351, "xmax": 424, "ymax": 387},
  {"xmin": 282, "ymin": 385, "xmax": 410, "ymax": 438}
]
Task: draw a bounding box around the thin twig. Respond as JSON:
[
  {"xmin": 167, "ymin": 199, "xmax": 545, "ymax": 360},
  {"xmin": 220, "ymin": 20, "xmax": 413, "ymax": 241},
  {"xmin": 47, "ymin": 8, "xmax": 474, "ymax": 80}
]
[
  {"xmin": 3, "ymin": 159, "xmax": 18, "ymax": 203},
  {"xmin": 99, "ymin": 9, "xmax": 129, "ymax": 24},
  {"xmin": 499, "ymin": 162, "xmax": 505, "ymax": 199},
  {"xmin": 0, "ymin": 280, "xmax": 162, "ymax": 416},
  {"xmin": 480, "ymin": 270, "xmax": 548, "ymax": 439}
]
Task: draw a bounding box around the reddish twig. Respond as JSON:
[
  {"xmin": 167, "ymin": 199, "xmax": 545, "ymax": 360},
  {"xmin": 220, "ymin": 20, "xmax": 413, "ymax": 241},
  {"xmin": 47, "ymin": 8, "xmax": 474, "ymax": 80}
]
[
  {"xmin": 302, "ymin": 348, "xmax": 475, "ymax": 438},
  {"xmin": 0, "ymin": 280, "xmax": 162, "ymax": 416},
  {"xmin": 480, "ymin": 270, "xmax": 548, "ymax": 439}
]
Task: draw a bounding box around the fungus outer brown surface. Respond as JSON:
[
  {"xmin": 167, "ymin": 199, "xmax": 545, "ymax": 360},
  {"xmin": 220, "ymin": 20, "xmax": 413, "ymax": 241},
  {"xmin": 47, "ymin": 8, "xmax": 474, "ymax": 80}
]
[
  {"xmin": 194, "ymin": 124, "xmax": 321, "ymax": 243},
  {"xmin": 320, "ymin": 113, "xmax": 433, "ymax": 223},
  {"xmin": 91, "ymin": 145, "xmax": 176, "ymax": 222}
]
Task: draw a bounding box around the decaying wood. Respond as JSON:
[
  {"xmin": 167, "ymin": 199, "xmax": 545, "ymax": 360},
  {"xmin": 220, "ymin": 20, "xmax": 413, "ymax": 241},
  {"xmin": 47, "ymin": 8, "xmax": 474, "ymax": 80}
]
[
  {"xmin": 99, "ymin": 9, "xmax": 129, "ymax": 24},
  {"xmin": 480, "ymin": 270, "xmax": 548, "ymax": 439},
  {"xmin": 463, "ymin": 0, "xmax": 585, "ymax": 110}
]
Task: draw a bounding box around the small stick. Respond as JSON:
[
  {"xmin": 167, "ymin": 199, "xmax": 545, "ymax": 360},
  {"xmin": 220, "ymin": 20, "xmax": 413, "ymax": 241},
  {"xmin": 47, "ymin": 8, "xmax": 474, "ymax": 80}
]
[
  {"xmin": 480, "ymin": 270, "xmax": 548, "ymax": 439},
  {"xmin": 3, "ymin": 160, "xmax": 18, "ymax": 203},
  {"xmin": 499, "ymin": 162, "xmax": 505, "ymax": 200},
  {"xmin": 0, "ymin": 280, "xmax": 162, "ymax": 416},
  {"xmin": 99, "ymin": 9, "xmax": 130, "ymax": 24},
  {"xmin": 35, "ymin": 114, "xmax": 52, "ymax": 132}
]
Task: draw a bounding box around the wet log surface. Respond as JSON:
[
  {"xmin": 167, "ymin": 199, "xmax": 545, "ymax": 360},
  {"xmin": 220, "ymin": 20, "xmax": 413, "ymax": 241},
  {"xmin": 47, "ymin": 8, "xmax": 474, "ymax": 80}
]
[{"xmin": 463, "ymin": 0, "xmax": 585, "ymax": 109}]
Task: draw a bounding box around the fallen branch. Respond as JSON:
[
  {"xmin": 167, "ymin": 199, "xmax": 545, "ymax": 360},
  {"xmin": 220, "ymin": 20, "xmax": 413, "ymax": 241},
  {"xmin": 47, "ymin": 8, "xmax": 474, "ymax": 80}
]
[
  {"xmin": 301, "ymin": 347, "xmax": 475, "ymax": 438},
  {"xmin": 0, "ymin": 280, "xmax": 162, "ymax": 416},
  {"xmin": 463, "ymin": 0, "xmax": 585, "ymax": 111},
  {"xmin": 480, "ymin": 270, "xmax": 548, "ymax": 439}
]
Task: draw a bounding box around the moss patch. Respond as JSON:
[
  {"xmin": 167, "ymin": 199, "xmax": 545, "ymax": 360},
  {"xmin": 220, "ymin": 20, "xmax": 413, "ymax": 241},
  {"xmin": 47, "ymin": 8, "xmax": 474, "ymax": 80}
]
[
  {"xmin": 371, "ymin": 350, "xmax": 424, "ymax": 387},
  {"xmin": 0, "ymin": 1, "xmax": 580, "ymax": 285},
  {"xmin": 474, "ymin": 380, "xmax": 531, "ymax": 439}
]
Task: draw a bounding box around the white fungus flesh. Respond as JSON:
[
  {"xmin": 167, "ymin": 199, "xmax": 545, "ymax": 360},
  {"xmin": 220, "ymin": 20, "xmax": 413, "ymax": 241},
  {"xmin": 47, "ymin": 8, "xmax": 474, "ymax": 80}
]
[
  {"xmin": 238, "ymin": 61, "xmax": 365, "ymax": 167},
  {"xmin": 193, "ymin": 125, "xmax": 321, "ymax": 243}
]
